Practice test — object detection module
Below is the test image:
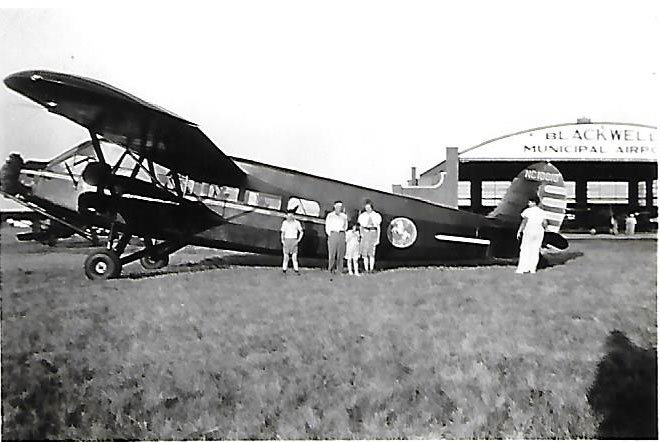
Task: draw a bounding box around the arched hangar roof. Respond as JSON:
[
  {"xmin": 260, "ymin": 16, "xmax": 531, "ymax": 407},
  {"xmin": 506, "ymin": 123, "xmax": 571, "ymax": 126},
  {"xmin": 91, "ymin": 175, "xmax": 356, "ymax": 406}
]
[{"xmin": 422, "ymin": 121, "xmax": 657, "ymax": 178}]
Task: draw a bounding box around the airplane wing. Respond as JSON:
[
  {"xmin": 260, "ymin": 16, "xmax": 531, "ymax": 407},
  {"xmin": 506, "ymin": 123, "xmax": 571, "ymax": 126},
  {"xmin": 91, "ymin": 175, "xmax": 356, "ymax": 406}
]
[{"xmin": 4, "ymin": 70, "xmax": 246, "ymax": 186}]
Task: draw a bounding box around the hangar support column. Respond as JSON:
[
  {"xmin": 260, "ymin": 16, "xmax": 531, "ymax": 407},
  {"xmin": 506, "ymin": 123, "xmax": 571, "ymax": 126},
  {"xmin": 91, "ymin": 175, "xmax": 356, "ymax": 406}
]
[
  {"xmin": 646, "ymin": 179, "xmax": 654, "ymax": 208},
  {"xmin": 628, "ymin": 179, "xmax": 639, "ymax": 212},
  {"xmin": 575, "ymin": 179, "xmax": 587, "ymax": 228},
  {"xmin": 575, "ymin": 180, "xmax": 587, "ymax": 208},
  {"xmin": 471, "ymin": 179, "xmax": 482, "ymax": 213}
]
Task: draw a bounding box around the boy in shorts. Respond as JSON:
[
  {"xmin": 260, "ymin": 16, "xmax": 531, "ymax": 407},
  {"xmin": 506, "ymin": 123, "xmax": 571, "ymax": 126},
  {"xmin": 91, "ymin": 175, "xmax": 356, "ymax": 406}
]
[{"xmin": 281, "ymin": 209, "xmax": 304, "ymax": 274}]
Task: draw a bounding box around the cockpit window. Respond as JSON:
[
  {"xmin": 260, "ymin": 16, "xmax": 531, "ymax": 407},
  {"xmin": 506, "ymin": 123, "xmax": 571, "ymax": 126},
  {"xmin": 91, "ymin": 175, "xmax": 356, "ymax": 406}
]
[
  {"xmin": 46, "ymin": 143, "xmax": 94, "ymax": 175},
  {"xmin": 245, "ymin": 190, "xmax": 281, "ymax": 210},
  {"xmin": 45, "ymin": 139, "xmax": 169, "ymax": 186},
  {"xmin": 207, "ymin": 185, "xmax": 239, "ymax": 201},
  {"xmin": 287, "ymin": 197, "xmax": 321, "ymax": 217}
]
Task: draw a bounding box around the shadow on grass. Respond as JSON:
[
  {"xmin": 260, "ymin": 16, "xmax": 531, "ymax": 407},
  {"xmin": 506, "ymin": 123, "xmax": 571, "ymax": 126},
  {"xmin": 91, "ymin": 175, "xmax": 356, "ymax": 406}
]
[
  {"xmin": 587, "ymin": 330, "xmax": 657, "ymax": 439},
  {"xmin": 118, "ymin": 248, "xmax": 586, "ymax": 279},
  {"xmin": 538, "ymin": 250, "xmax": 584, "ymax": 270},
  {"xmin": 119, "ymin": 254, "xmax": 314, "ymax": 280},
  {"xmin": 120, "ymin": 256, "xmax": 232, "ymax": 280}
]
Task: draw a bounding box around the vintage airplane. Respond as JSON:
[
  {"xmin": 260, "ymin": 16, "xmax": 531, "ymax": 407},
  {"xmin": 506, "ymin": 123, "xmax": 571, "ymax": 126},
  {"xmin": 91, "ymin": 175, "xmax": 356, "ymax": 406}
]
[{"xmin": 2, "ymin": 70, "xmax": 569, "ymax": 279}]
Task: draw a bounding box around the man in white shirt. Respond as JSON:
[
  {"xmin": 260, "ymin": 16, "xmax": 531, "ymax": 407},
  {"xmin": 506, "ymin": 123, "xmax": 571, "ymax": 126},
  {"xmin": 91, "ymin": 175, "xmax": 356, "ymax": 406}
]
[
  {"xmin": 325, "ymin": 200, "xmax": 348, "ymax": 274},
  {"xmin": 358, "ymin": 200, "xmax": 382, "ymax": 272},
  {"xmin": 281, "ymin": 209, "xmax": 304, "ymax": 274}
]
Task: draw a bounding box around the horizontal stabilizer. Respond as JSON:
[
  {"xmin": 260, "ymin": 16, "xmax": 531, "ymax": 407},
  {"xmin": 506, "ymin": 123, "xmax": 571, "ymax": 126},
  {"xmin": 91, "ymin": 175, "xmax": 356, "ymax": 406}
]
[{"xmin": 542, "ymin": 231, "xmax": 569, "ymax": 250}]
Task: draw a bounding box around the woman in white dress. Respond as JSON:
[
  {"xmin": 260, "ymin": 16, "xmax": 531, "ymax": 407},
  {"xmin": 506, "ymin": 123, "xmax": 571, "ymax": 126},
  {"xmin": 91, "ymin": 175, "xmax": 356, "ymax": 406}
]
[{"xmin": 515, "ymin": 196, "xmax": 548, "ymax": 274}]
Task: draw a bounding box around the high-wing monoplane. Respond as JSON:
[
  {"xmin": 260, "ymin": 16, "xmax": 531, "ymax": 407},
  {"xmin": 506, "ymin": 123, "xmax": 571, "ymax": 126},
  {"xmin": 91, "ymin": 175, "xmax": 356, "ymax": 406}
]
[{"xmin": 2, "ymin": 70, "xmax": 569, "ymax": 279}]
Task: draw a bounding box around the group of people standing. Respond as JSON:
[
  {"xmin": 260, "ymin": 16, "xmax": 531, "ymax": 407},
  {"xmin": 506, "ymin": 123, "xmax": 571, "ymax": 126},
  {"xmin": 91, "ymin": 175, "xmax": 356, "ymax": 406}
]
[
  {"xmin": 279, "ymin": 199, "xmax": 382, "ymax": 276},
  {"xmin": 281, "ymin": 193, "xmax": 554, "ymax": 276},
  {"xmin": 325, "ymin": 199, "xmax": 382, "ymax": 276},
  {"xmin": 610, "ymin": 213, "xmax": 638, "ymax": 236}
]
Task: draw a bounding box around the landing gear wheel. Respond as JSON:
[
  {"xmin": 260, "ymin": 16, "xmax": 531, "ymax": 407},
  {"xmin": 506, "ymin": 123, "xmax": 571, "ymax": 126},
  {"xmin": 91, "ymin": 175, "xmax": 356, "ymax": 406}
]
[
  {"xmin": 140, "ymin": 255, "xmax": 169, "ymax": 270},
  {"xmin": 84, "ymin": 249, "xmax": 121, "ymax": 280}
]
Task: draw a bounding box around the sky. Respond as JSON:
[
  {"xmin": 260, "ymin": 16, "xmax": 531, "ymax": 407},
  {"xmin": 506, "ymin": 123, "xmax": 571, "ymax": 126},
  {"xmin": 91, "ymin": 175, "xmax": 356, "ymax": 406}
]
[{"xmin": 0, "ymin": 2, "xmax": 658, "ymax": 211}]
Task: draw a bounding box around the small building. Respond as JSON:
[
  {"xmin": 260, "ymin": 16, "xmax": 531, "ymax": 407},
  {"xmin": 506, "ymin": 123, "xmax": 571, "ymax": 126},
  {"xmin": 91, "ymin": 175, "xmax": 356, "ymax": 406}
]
[{"xmin": 393, "ymin": 120, "xmax": 658, "ymax": 231}]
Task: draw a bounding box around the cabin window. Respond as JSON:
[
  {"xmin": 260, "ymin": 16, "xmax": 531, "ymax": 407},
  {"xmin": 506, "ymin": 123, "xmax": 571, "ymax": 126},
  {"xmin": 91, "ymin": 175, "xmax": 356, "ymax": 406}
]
[
  {"xmin": 165, "ymin": 174, "xmax": 180, "ymax": 191},
  {"xmin": 457, "ymin": 181, "xmax": 471, "ymax": 207},
  {"xmin": 587, "ymin": 181, "xmax": 628, "ymax": 204},
  {"xmin": 47, "ymin": 144, "xmax": 96, "ymax": 177},
  {"xmin": 49, "ymin": 156, "xmax": 94, "ymax": 180},
  {"xmin": 207, "ymin": 185, "xmax": 239, "ymax": 202},
  {"xmin": 193, "ymin": 181, "xmax": 205, "ymax": 196},
  {"xmin": 102, "ymin": 143, "xmax": 157, "ymax": 181},
  {"xmin": 70, "ymin": 154, "xmax": 96, "ymax": 176},
  {"xmin": 287, "ymin": 197, "xmax": 321, "ymax": 217},
  {"xmin": 184, "ymin": 178, "xmax": 196, "ymax": 195},
  {"xmin": 245, "ymin": 190, "xmax": 282, "ymax": 210},
  {"xmin": 99, "ymin": 142, "xmax": 128, "ymax": 168},
  {"xmin": 157, "ymin": 173, "xmax": 171, "ymax": 188},
  {"xmin": 563, "ymin": 182, "xmax": 576, "ymax": 204},
  {"xmin": 481, "ymin": 181, "xmax": 511, "ymax": 207},
  {"xmin": 199, "ymin": 182, "xmax": 211, "ymax": 197}
]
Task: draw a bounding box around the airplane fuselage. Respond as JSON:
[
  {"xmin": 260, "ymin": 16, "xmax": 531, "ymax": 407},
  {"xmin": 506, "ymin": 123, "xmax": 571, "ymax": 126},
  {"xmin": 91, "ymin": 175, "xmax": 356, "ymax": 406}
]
[
  {"xmin": 192, "ymin": 157, "xmax": 498, "ymax": 263},
  {"xmin": 20, "ymin": 152, "xmax": 510, "ymax": 264}
]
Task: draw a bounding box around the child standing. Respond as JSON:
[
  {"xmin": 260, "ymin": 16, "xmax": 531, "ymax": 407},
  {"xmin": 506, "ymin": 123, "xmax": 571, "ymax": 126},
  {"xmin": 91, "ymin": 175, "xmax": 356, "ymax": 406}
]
[
  {"xmin": 281, "ymin": 209, "xmax": 304, "ymax": 274},
  {"xmin": 345, "ymin": 223, "xmax": 361, "ymax": 276}
]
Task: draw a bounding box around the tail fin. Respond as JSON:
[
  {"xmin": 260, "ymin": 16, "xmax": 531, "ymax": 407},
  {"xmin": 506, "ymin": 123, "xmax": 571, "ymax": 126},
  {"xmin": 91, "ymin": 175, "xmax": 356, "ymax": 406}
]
[{"xmin": 488, "ymin": 162, "xmax": 567, "ymax": 233}]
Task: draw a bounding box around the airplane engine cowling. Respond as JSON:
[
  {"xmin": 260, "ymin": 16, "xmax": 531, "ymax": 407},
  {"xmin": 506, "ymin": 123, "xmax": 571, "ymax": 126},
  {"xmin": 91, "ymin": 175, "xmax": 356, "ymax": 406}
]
[{"xmin": 0, "ymin": 153, "xmax": 30, "ymax": 195}]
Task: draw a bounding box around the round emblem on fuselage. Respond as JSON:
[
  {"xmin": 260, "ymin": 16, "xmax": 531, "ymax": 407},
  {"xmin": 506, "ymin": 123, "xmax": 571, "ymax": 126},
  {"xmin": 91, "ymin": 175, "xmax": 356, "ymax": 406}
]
[{"xmin": 387, "ymin": 217, "xmax": 417, "ymax": 248}]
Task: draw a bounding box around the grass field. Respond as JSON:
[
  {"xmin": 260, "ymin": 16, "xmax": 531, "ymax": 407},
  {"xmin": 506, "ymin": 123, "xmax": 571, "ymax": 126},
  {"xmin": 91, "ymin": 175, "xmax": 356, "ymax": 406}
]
[{"xmin": 1, "ymin": 227, "xmax": 657, "ymax": 439}]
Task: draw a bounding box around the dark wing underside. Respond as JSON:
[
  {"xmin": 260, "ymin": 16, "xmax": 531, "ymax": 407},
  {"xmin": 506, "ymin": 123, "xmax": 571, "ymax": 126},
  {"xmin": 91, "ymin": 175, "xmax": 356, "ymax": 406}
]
[{"xmin": 4, "ymin": 70, "xmax": 245, "ymax": 186}]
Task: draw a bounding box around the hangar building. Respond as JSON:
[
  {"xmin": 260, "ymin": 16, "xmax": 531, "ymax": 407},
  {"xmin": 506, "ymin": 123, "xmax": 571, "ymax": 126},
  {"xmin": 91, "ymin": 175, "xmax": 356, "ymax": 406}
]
[{"xmin": 392, "ymin": 120, "xmax": 658, "ymax": 232}]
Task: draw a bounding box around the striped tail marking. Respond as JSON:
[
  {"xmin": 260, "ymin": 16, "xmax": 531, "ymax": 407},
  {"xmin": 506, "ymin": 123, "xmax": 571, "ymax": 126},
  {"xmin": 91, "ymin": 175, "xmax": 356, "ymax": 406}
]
[{"xmin": 539, "ymin": 182, "xmax": 567, "ymax": 233}]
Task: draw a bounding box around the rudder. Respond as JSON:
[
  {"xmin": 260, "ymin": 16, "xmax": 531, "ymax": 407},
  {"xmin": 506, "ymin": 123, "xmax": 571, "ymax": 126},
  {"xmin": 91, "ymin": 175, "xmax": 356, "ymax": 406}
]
[{"xmin": 488, "ymin": 162, "xmax": 567, "ymax": 233}]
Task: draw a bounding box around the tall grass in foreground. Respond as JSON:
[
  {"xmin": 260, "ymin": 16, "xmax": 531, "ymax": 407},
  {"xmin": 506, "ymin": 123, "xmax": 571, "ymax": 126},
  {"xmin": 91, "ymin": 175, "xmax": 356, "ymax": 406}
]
[{"xmin": 1, "ymin": 240, "xmax": 656, "ymax": 439}]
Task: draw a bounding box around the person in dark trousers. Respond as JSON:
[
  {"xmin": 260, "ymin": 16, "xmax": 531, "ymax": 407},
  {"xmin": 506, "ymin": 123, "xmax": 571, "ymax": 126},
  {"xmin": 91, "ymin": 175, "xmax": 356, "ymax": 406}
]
[{"xmin": 325, "ymin": 200, "xmax": 348, "ymax": 275}]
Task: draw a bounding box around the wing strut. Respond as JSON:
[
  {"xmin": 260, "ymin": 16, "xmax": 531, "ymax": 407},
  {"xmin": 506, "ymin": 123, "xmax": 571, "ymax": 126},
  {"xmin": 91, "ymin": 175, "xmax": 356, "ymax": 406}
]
[
  {"xmin": 130, "ymin": 152, "xmax": 145, "ymax": 179},
  {"xmin": 111, "ymin": 150, "xmax": 128, "ymax": 173},
  {"xmin": 89, "ymin": 130, "xmax": 105, "ymax": 164}
]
